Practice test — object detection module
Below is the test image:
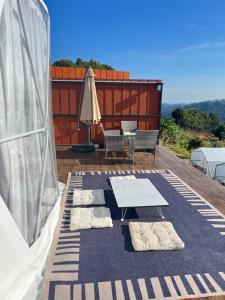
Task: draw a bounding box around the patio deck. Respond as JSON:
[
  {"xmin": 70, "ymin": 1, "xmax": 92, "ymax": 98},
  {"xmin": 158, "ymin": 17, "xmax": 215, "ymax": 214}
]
[
  {"xmin": 41, "ymin": 146, "xmax": 225, "ymax": 300},
  {"xmin": 57, "ymin": 145, "xmax": 225, "ymax": 217}
]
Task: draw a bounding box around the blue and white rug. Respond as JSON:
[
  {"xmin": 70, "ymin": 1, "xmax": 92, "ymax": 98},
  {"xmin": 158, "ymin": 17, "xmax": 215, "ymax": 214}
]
[{"xmin": 42, "ymin": 169, "xmax": 225, "ymax": 300}]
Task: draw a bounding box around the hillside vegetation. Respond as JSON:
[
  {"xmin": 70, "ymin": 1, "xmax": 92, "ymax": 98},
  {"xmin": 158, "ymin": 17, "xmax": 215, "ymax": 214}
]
[
  {"xmin": 160, "ymin": 109, "xmax": 225, "ymax": 159},
  {"xmin": 162, "ymin": 99, "xmax": 225, "ymax": 122},
  {"xmin": 52, "ymin": 58, "xmax": 114, "ymax": 70}
]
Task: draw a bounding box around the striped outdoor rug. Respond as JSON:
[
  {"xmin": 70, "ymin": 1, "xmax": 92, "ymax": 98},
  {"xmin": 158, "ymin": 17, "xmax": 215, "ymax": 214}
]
[{"xmin": 41, "ymin": 169, "xmax": 225, "ymax": 300}]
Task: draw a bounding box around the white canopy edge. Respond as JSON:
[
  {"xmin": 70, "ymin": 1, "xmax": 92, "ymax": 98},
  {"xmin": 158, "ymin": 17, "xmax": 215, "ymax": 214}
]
[
  {"xmin": 191, "ymin": 147, "xmax": 225, "ymax": 178},
  {"xmin": 191, "ymin": 147, "xmax": 225, "ymax": 162},
  {"xmin": 191, "ymin": 148, "xmax": 205, "ymax": 165}
]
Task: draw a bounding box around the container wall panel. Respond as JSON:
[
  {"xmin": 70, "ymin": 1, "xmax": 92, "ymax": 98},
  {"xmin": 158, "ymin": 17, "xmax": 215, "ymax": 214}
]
[
  {"xmin": 130, "ymin": 87, "xmax": 139, "ymax": 115},
  {"xmin": 52, "ymin": 87, "xmax": 61, "ymax": 114},
  {"xmin": 121, "ymin": 84, "xmax": 130, "ymax": 115},
  {"xmin": 96, "ymin": 87, "xmax": 104, "ymax": 115},
  {"xmin": 60, "ymin": 86, "xmax": 69, "ymax": 114},
  {"xmin": 104, "ymin": 85, "xmax": 114, "ymax": 115},
  {"xmin": 52, "ymin": 81, "xmax": 162, "ymax": 145},
  {"xmin": 114, "ymin": 85, "xmax": 123, "ymax": 115},
  {"xmin": 68, "ymin": 88, "xmax": 76, "ymax": 114},
  {"xmin": 149, "ymin": 89, "xmax": 161, "ymax": 115}
]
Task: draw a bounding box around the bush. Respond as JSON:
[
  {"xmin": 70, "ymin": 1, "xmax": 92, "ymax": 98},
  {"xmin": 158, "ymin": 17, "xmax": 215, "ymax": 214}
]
[
  {"xmin": 52, "ymin": 58, "xmax": 114, "ymax": 70},
  {"xmin": 171, "ymin": 108, "xmax": 221, "ymax": 132},
  {"xmin": 160, "ymin": 117, "xmax": 179, "ymax": 144},
  {"xmin": 187, "ymin": 137, "xmax": 203, "ymax": 151},
  {"xmin": 213, "ymin": 124, "xmax": 225, "ymax": 140}
]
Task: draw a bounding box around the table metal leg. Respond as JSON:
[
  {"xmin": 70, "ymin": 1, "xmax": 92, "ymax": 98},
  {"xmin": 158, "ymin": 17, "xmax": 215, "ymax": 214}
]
[
  {"xmin": 158, "ymin": 207, "xmax": 165, "ymax": 219},
  {"xmin": 121, "ymin": 208, "xmax": 127, "ymax": 221}
]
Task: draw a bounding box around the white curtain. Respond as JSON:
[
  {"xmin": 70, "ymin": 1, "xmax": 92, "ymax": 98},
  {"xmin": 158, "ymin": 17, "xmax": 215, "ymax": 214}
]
[{"xmin": 0, "ymin": 0, "xmax": 58, "ymax": 245}]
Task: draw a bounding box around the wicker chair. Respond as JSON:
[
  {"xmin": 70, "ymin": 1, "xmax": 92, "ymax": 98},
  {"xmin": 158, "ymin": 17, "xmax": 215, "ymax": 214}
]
[
  {"xmin": 134, "ymin": 130, "xmax": 159, "ymax": 160},
  {"xmin": 121, "ymin": 121, "xmax": 137, "ymax": 135},
  {"xmin": 103, "ymin": 130, "xmax": 120, "ymax": 136},
  {"xmin": 128, "ymin": 135, "xmax": 136, "ymax": 163},
  {"xmin": 104, "ymin": 135, "xmax": 124, "ymax": 159},
  {"xmin": 100, "ymin": 123, "xmax": 120, "ymax": 137}
]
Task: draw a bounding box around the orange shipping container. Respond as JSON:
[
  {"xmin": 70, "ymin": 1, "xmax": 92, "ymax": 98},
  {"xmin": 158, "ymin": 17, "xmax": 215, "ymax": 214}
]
[{"xmin": 51, "ymin": 67, "xmax": 163, "ymax": 145}]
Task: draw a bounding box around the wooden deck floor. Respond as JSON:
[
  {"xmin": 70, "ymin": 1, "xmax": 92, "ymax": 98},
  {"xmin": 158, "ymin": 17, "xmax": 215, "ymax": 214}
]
[
  {"xmin": 54, "ymin": 145, "xmax": 225, "ymax": 300},
  {"xmin": 57, "ymin": 145, "xmax": 225, "ymax": 216}
]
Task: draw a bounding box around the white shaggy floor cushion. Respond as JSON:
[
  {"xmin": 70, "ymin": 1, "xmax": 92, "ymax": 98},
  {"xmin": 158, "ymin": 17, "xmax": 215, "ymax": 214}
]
[
  {"xmin": 70, "ymin": 207, "xmax": 113, "ymax": 230},
  {"xmin": 129, "ymin": 222, "xmax": 185, "ymax": 251},
  {"xmin": 73, "ymin": 189, "xmax": 105, "ymax": 205},
  {"xmin": 110, "ymin": 175, "xmax": 136, "ymax": 180}
]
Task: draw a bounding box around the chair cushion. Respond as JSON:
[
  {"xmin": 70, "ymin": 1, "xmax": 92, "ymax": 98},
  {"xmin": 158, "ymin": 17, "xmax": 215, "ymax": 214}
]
[
  {"xmin": 73, "ymin": 189, "xmax": 105, "ymax": 205},
  {"xmin": 70, "ymin": 207, "xmax": 113, "ymax": 230},
  {"xmin": 129, "ymin": 222, "xmax": 184, "ymax": 251}
]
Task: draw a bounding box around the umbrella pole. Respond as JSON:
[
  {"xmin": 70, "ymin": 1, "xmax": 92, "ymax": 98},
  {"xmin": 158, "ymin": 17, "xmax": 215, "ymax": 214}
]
[
  {"xmin": 88, "ymin": 123, "xmax": 91, "ymax": 145},
  {"xmin": 88, "ymin": 126, "xmax": 91, "ymax": 145}
]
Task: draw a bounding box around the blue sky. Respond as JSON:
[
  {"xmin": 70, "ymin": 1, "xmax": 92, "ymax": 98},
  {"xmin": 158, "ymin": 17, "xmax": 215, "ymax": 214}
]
[{"xmin": 45, "ymin": 0, "xmax": 225, "ymax": 103}]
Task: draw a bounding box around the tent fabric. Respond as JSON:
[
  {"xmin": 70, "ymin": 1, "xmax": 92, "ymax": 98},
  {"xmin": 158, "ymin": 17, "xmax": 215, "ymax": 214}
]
[
  {"xmin": 0, "ymin": 0, "xmax": 58, "ymax": 245},
  {"xmin": 0, "ymin": 0, "xmax": 48, "ymax": 22},
  {"xmin": 0, "ymin": 1, "xmax": 62, "ymax": 298},
  {"xmin": 0, "ymin": 183, "xmax": 64, "ymax": 300},
  {"xmin": 214, "ymin": 163, "xmax": 225, "ymax": 182},
  {"xmin": 80, "ymin": 67, "xmax": 101, "ymax": 124},
  {"xmin": 0, "ymin": 0, "xmax": 4, "ymax": 18},
  {"xmin": 191, "ymin": 147, "xmax": 225, "ymax": 178}
]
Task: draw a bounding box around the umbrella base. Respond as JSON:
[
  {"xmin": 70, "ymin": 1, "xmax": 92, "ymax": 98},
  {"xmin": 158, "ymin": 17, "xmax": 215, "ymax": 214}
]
[{"xmin": 71, "ymin": 144, "xmax": 96, "ymax": 153}]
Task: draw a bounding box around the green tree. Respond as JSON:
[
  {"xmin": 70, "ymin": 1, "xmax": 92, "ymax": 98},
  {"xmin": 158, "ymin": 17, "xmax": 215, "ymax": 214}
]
[
  {"xmin": 171, "ymin": 108, "xmax": 220, "ymax": 132},
  {"xmin": 213, "ymin": 124, "xmax": 225, "ymax": 140},
  {"xmin": 52, "ymin": 58, "xmax": 114, "ymax": 70},
  {"xmin": 160, "ymin": 117, "xmax": 179, "ymax": 144},
  {"xmin": 172, "ymin": 108, "xmax": 184, "ymax": 125},
  {"xmin": 183, "ymin": 109, "xmax": 206, "ymax": 130},
  {"xmin": 52, "ymin": 59, "xmax": 76, "ymax": 67},
  {"xmin": 208, "ymin": 113, "xmax": 221, "ymax": 130}
]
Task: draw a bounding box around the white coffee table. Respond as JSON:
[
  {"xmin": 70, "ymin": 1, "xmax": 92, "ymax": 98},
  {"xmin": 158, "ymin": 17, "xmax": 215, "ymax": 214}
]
[{"xmin": 110, "ymin": 178, "xmax": 169, "ymax": 221}]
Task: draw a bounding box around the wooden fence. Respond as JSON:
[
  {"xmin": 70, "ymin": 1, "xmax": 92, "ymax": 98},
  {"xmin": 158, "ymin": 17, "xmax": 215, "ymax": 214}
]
[{"xmin": 51, "ymin": 66, "xmax": 130, "ymax": 80}]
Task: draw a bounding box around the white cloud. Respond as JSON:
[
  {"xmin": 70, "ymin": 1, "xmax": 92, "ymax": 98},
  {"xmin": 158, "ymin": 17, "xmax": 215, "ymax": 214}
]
[
  {"xmin": 147, "ymin": 40, "xmax": 225, "ymax": 63},
  {"xmin": 107, "ymin": 40, "xmax": 225, "ymax": 64},
  {"xmin": 176, "ymin": 41, "xmax": 225, "ymax": 53}
]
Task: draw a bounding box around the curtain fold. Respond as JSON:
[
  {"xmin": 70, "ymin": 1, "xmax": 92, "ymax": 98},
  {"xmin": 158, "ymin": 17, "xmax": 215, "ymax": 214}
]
[{"xmin": 0, "ymin": 0, "xmax": 58, "ymax": 245}]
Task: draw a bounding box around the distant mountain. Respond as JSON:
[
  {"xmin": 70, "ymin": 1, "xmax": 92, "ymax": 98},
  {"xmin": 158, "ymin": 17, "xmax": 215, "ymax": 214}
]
[{"xmin": 162, "ymin": 99, "xmax": 225, "ymax": 122}]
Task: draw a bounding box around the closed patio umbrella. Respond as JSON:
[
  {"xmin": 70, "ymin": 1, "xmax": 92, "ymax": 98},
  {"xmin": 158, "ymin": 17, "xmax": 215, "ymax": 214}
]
[{"xmin": 79, "ymin": 67, "xmax": 101, "ymax": 144}]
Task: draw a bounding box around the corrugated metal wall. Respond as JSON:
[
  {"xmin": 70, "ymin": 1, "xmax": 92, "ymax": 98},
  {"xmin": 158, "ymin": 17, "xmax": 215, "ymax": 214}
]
[{"xmin": 52, "ymin": 79, "xmax": 163, "ymax": 145}]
